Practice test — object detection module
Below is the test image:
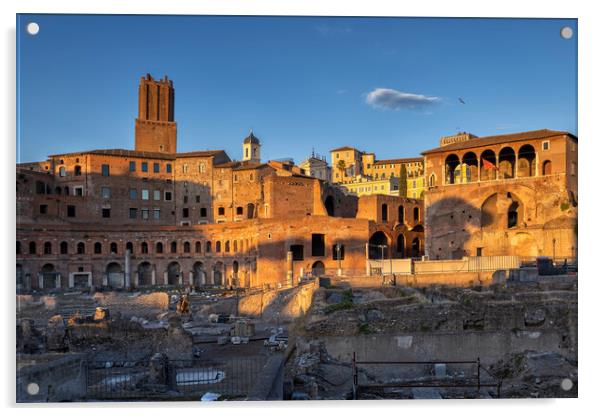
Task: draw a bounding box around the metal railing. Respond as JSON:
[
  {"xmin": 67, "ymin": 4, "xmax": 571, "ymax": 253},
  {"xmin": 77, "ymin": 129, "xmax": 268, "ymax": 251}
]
[
  {"xmin": 351, "ymin": 353, "xmax": 502, "ymax": 399},
  {"xmin": 86, "ymin": 357, "xmax": 265, "ymax": 400}
]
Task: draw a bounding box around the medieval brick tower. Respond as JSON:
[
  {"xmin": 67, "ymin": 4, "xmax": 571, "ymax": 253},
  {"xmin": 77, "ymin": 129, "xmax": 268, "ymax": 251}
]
[{"xmin": 135, "ymin": 74, "xmax": 177, "ymax": 153}]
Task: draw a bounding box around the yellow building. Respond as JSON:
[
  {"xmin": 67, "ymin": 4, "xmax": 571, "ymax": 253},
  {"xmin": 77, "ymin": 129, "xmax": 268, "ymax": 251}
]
[
  {"xmin": 340, "ymin": 176, "xmax": 400, "ymax": 197},
  {"xmin": 330, "ymin": 146, "xmax": 363, "ymax": 183}
]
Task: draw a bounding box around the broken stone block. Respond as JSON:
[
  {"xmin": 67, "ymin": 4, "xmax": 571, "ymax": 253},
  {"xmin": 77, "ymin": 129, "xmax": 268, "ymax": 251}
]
[
  {"xmin": 149, "ymin": 352, "xmax": 167, "ymax": 385},
  {"xmin": 524, "ymin": 309, "xmax": 546, "ymax": 326},
  {"xmin": 46, "ymin": 315, "xmax": 67, "ymax": 351},
  {"xmin": 366, "ymin": 309, "xmax": 384, "ymax": 322},
  {"xmin": 434, "ymin": 363, "xmax": 446, "ymax": 379}
]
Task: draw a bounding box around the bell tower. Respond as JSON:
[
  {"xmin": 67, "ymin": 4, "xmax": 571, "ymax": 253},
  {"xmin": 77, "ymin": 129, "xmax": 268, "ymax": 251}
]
[
  {"xmin": 135, "ymin": 74, "xmax": 177, "ymax": 153},
  {"xmin": 242, "ymin": 130, "xmax": 261, "ymax": 163}
]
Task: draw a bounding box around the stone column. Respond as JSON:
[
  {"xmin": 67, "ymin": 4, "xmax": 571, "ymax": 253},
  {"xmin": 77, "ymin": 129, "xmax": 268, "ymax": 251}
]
[
  {"xmin": 188, "ymin": 271, "xmax": 193, "ymax": 286},
  {"xmin": 134, "ymin": 271, "xmax": 139, "ymax": 288},
  {"xmin": 286, "ymin": 251, "xmax": 293, "ymax": 286},
  {"xmin": 68, "ymin": 273, "xmax": 74, "ymax": 288},
  {"xmin": 151, "ymin": 268, "xmax": 156, "ymax": 285},
  {"xmin": 163, "ymin": 271, "xmax": 168, "ymax": 285},
  {"xmin": 178, "ymin": 273, "xmax": 183, "ymax": 286},
  {"xmin": 495, "ymin": 154, "xmax": 499, "ymax": 180},
  {"xmin": 38, "ymin": 273, "xmax": 43, "ymax": 290},
  {"xmin": 365, "ymin": 243, "xmax": 370, "ymax": 275},
  {"xmin": 124, "ymin": 249, "xmax": 131, "ymax": 290},
  {"xmin": 56, "ymin": 273, "xmax": 61, "ymax": 289},
  {"xmin": 477, "ymin": 160, "xmax": 481, "ymax": 182},
  {"xmin": 88, "ymin": 273, "xmax": 93, "ymax": 288},
  {"xmin": 102, "ymin": 272, "xmax": 108, "ymax": 287}
]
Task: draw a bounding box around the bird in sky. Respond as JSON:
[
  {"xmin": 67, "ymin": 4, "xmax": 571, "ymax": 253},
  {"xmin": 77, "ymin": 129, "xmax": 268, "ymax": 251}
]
[{"xmin": 458, "ymin": 97, "xmax": 466, "ymax": 104}]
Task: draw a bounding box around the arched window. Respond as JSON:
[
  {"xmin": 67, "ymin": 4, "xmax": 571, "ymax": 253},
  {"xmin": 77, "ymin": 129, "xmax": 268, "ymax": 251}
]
[
  {"xmin": 44, "ymin": 241, "xmax": 52, "ymax": 255},
  {"xmin": 77, "ymin": 242, "xmax": 86, "ymax": 254},
  {"xmin": 462, "ymin": 152, "xmax": 478, "ymax": 183},
  {"xmin": 170, "ymin": 241, "xmax": 177, "ymax": 253},
  {"xmin": 74, "ymin": 165, "xmax": 82, "ymax": 176},
  {"xmin": 480, "ymin": 150, "xmax": 497, "ymax": 181},
  {"xmin": 94, "ymin": 242, "xmax": 102, "ymax": 254},
  {"xmin": 542, "ymin": 160, "xmax": 552, "ymax": 175},
  {"xmin": 184, "ymin": 241, "xmax": 191, "ymax": 253},
  {"xmin": 396, "ymin": 234, "xmax": 405, "ymax": 257},
  {"xmin": 195, "ymin": 241, "xmax": 202, "ymax": 253},
  {"xmin": 156, "ymin": 242, "xmax": 164, "ymax": 254},
  {"xmin": 445, "ymin": 154, "xmax": 461, "ymax": 184},
  {"xmin": 64, "ymin": 186, "xmax": 69, "ymax": 195},
  {"xmin": 216, "ymin": 241, "xmax": 221, "ymax": 253},
  {"xmin": 110, "ymin": 242, "xmax": 118, "ymax": 254},
  {"xmin": 498, "ymin": 147, "xmax": 516, "ymax": 179},
  {"xmin": 29, "ymin": 241, "xmax": 36, "ymax": 255},
  {"xmin": 381, "ymin": 203, "xmax": 388, "ymax": 222},
  {"xmin": 517, "ymin": 145, "xmax": 536, "ymax": 177},
  {"xmin": 59, "ymin": 166, "xmax": 66, "ymax": 177},
  {"xmin": 413, "ymin": 207, "xmax": 419, "ymax": 222},
  {"xmin": 141, "ymin": 242, "xmax": 149, "ymax": 254},
  {"xmin": 398, "ymin": 205, "xmax": 405, "ymax": 223},
  {"xmin": 126, "ymin": 242, "xmax": 134, "ymax": 253},
  {"xmin": 225, "ymin": 241, "xmax": 230, "ymax": 253},
  {"xmin": 60, "ymin": 241, "xmax": 68, "ymax": 254},
  {"xmin": 428, "ymin": 173, "xmax": 436, "ymax": 187},
  {"xmin": 206, "ymin": 241, "xmax": 212, "ymax": 253},
  {"xmin": 233, "ymin": 240, "xmax": 238, "ymax": 252},
  {"xmin": 55, "ymin": 186, "xmax": 62, "ymax": 195}
]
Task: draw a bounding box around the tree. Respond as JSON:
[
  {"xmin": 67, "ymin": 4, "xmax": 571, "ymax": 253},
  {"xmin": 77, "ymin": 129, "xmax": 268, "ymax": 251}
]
[{"xmin": 336, "ymin": 160, "xmax": 347, "ymax": 178}]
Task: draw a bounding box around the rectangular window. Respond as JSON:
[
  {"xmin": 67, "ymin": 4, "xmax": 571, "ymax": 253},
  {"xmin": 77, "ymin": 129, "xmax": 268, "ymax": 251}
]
[
  {"xmin": 200, "ymin": 207, "xmax": 207, "ymax": 217},
  {"xmin": 129, "ymin": 161, "xmax": 136, "ymax": 172},
  {"xmin": 67, "ymin": 205, "xmax": 76, "ymax": 217},
  {"xmin": 291, "ymin": 244, "xmax": 304, "ymax": 261},
  {"xmin": 129, "ymin": 208, "xmax": 137, "ymax": 219},
  {"xmin": 102, "ymin": 164, "xmax": 110, "ymax": 177},
  {"xmin": 166, "ymin": 163, "xmax": 172, "ymax": 173},
  {"xmin": 141, "ymin": 189, "xmax": 149, "ymax": 200},
  {"xmin": 141, "ymin": 208, "xmax": 149, "ymax": 220},
  {"xmin": 183, "ymin": 208, "xmax": 189, "ymax": 218},
  {"xmin": 183, "ymin": 164, "xmax": 189, "ymax": 173},
  {"xmin": 74, "ymin": 186, "xmax": 83, "ymax": 196},
  {"xmin": 196, "ymin": 195, "xmax": 201, "ymax": 203},
  {"xmin": 183, "ymin": 195, "xmax": 188, "ymax": 204},
  {"xmin": 129, "ymin": 188, "xmax": 137, "ymax": 200},
  {"xmin": 218, "ymin": 207, "xmax": 225, "ymax": 216},
  {"xmin": 153, "ymin": 163, "xmax": 160, "ymax": 173},
  {"xmin": 311, "ymin": 234, "xmax": 325, "ymax": 257},
  {"xmin": 165, "ymin": 191, "xmax": 172, "ymax": 201},
  {"xmin": 141, "ymin": 162, "xmax": 148, "ymax": 172},
  {"xmin": 101, "ymin": 187, "xmax": 111, "ymax": 198},
  {"xmin": 102, "ymin": 208, "xmax": 111, "ymax": 218},
  {"xmin": 153, "ymin": 208, "xmax": 161, "ymax": 220},
  {"xmin": 153, "ymin": 190, "xmax": 161, "ymax": 201},
  {"xmin": 39, "ymin": 204, "xmax": 48, "ymax": 214},
  {"xmin": 542, "ymin": 141, "xmax": 550, "ymax": 150}
]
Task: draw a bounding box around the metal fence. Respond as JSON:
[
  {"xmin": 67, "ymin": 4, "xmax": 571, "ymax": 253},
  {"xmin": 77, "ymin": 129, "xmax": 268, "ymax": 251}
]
[
  {"xmin": 351, "ymin": 354, "xmax": 502, "ymax": 399},
  {"xmin": 86, "ymin": 357, "xmax": 265, "ymax": 400}
]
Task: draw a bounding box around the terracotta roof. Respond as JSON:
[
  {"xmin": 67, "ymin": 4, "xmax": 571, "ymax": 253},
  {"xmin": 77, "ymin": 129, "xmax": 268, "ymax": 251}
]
[
  {"xmin": 213, "ymin": 160, "xmax": 270, "ymax": 171},
  {"xmin": 373, "ymin": 157, "xmax": 423, "ymax": 165},
  {"xmin": 421, "ymin": 129, "xmax": 576, "ymax": 155},
  {"xmin": 330, "ymin": 146, "xmax": 359, "ymax": 152},
  {"xmin": 48, "ymin": 148, "xmax": 228, "ymax": 160}
]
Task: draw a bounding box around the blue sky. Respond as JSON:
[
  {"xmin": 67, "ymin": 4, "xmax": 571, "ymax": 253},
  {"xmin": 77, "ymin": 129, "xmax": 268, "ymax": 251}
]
[{"xmin": 17, "ymin": 14, "xmax": 577, "ymax": 164}]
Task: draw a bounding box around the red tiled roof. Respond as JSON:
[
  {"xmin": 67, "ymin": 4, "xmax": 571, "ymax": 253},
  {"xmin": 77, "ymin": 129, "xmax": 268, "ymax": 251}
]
[
  {"xmin": 373, "ymin": 157, "xmax": 423, "ymax": 165},
  {"xmin": 421, "ymin": 129, "xmax": 576, "ymax": 155},
  {"xmin": 48, "ymin": 148, "xmax": 228, "ymax": 160}
]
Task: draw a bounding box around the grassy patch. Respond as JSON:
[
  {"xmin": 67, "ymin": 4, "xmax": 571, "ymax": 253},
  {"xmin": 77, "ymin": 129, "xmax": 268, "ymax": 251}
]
[
  {"xmin": 324, "ymin": 289, "xmax": 354, "ymax": 314},
  {"xmin": 358, "ymin": 322, "xmax": 374, "ymax": 334}
]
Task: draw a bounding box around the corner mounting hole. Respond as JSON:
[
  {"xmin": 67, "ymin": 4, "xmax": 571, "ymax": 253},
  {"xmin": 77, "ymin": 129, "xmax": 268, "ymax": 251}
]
[
  {"xmin": 26, "ymin": 382, "xmax": 40, "ymax": 395},
  {"xmin": 26, "ymin": 22, "xmax": 40, "ymax": 36},
  {"xmin": 560, "ymin": 26, "xmax": 573, "ymax": 40}
]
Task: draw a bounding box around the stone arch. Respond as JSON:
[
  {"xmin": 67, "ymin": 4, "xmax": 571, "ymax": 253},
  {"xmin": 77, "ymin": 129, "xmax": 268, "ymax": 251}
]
[
  {"xmin": 193, "ymin": 261, "xmax": 205, "ymax": 287},
  {"xmin": 369, "ymin": 231, "xmax": 390, "ymax": 259},
  {"xmin": 445, "ymin": 154, "xmax": 461, "ymax": 184},
  {"xmin": 311, "ymin": 261, "xmax": 325, "ymax": 276},
  {"xmin": 324, "ymin": 195, "xmax": 335, "ymax": 217},
  {"xmin": 137, "ymin": 262, "xmax": 153, "ymax": 286},
  {"xmin": 167, "ymin": 262, "xmax": 181, "ymax": 285},
  {"xmin": 213, "ymin": 262, "xmax": 224, "ymax": 286},
  {"xmin": 461, "ymin": 151, "xmax": 479, "ymax": 183},
  {"xmin": 411, "ymin": 237, "xmax": 422, "ymax": 257},
  {"xmin": 106, "ymin": 262, "xmax": 124, "ymax": 288},
  {"xmin": 542, "ymin": 160, "xmax": 552, "ymax": 175},
  {"xmin": 499, "ymin": 147, "xmax": 516, "ymax": 179},
  {"xmin": 156, "ymin": 241, "xmax": 164, "ymax": 254},
  {"xmin": 517, "ymin": 144, "xmax": 536, "ymax": 177},
  {"xmin": 480, "ymin": 149, "xmax": 497, "ymax": 181},
  {"xmin": 396, "ymin": 234, "xmax": 406, "ymax": 258},
  {"xmin": 41, "ymin": 263, "xmax": 57, "ymax": 289}
]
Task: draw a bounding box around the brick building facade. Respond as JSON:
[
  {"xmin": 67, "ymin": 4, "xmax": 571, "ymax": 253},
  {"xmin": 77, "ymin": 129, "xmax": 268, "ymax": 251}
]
[{"xmin": 16, "ymin": 74, "xmax": 424, "ymax": 292}]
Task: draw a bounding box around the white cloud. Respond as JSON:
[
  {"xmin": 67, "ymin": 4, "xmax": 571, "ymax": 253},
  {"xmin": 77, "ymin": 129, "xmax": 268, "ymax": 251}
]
[{"xmin": 365, "ymin": 88, "xmax": 441, "ymax": 111}]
